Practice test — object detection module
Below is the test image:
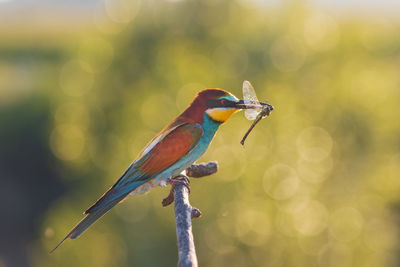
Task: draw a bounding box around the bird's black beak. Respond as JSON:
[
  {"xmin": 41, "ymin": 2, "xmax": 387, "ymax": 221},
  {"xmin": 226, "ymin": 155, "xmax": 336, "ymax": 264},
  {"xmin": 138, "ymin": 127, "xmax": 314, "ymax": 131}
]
[
  {"xmin": 234, "ymin": 99, "xmax": 274, "ymax": 111},
  {"xmin": 206, "ymin": 98, "xmax": 274, "ymax": 112}
]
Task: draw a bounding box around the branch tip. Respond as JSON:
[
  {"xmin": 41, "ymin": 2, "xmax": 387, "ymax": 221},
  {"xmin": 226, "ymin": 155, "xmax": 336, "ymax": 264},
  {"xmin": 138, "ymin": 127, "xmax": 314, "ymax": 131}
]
[
  {"xmin": 191, "ymin": 208, "xmax": 202, "ymax": 219},
  {"xmin": 186, "ymin": 161, "xmax": 218, "ymax": 178}
]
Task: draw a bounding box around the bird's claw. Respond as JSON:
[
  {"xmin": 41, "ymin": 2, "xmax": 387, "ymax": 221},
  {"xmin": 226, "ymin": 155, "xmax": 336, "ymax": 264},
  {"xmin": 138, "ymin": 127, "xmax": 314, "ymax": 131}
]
[
  {"xmin": 171, "ymin": 175, "xmax": 191, "ymax": 192},
  {"xmin": 162, "ymin": 175, "xmax": 191, "ymax": 207}
]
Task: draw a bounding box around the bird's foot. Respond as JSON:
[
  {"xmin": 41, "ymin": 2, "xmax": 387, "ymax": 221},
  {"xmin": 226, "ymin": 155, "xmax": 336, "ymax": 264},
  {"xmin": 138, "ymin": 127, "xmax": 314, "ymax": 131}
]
[
  {"xmin": 162, "ymin": 175, "xmax": 191, "ymax": 207},
  {"xmin": 168, "ymin": 175, "xmax": 191, "ymax": 193}
]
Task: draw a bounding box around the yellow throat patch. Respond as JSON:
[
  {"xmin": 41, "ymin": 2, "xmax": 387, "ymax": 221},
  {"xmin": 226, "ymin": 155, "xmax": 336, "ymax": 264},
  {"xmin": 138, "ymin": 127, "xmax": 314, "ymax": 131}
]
[{"xmin": 206, "ymin": 108, "xmax": 238, "ymax": 123}]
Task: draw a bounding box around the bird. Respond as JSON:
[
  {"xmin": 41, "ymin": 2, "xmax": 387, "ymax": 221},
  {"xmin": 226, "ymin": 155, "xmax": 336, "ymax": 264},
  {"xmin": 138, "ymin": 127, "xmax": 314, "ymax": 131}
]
[{"xmin": 51, "ymin": 88, "xmax": 273, "ymax": 253}]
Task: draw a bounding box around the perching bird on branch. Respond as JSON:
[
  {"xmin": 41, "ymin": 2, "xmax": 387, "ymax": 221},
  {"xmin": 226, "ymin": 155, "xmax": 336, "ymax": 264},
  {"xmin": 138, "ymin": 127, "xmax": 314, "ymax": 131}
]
[{"xmin": 51, "ymin": 88, "xmax": 273, "ymax": 252}]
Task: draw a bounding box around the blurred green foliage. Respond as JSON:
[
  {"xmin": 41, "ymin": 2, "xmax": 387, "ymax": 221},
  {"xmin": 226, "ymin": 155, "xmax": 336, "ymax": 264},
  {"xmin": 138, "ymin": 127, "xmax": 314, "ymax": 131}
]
[{"xmin": 1, "ymin": 0, "xmax": 400, "ymax": 266}]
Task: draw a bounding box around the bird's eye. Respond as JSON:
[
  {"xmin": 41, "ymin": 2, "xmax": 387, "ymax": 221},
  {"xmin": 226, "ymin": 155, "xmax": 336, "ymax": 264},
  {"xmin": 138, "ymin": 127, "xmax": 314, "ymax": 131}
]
[{"xmin": 221, "ymin": 99, "xmax": 227, "ymax": 105}]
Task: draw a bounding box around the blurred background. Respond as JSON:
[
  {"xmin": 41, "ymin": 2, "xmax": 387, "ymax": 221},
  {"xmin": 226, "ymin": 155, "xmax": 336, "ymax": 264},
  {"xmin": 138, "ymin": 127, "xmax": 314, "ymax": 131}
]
[{"xmin": 1, "ymin": 0, "xmax": 400, "ymax": 266}]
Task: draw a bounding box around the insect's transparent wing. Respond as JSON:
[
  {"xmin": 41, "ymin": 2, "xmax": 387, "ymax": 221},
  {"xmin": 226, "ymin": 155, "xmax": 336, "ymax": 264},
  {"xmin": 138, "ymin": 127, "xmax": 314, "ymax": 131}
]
[
  {"xmin": 242, "ymin": 80, "xmax": 261, "ymax": 120},
  {"xmin": 245, "ymin": 108, "xmax": 260, "ymax": 121}
]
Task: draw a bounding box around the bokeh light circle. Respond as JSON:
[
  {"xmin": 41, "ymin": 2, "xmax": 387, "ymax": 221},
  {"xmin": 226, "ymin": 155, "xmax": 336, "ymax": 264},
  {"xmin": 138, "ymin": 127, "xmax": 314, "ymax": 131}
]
[
  {"xmin": 104, "ymin": 0, "xmax": 141, "ymax": 24},
  {"xmin": 297, "ymin": 126, "xmax": 333, "ymax": 162},
  {"xmin": 297, "ymin": 157, "xmax": 333, "ymax": 184},
  {"xmin": 292, "ymin": 200, "xmax": 329, "ymax": 236},
  {"xmin": 50, "ymin": 124, "xmax": 85, "ymax": 161},
  {"xmin": 329, "ymin": 207, "xmax": 364, "ymax": 242},
  {"xmin": 303, "ymin": 11, "xmax": 340, "ymax": 51},
  {"xmin": 59, "ymin": 60, "xmax": 94, "ymax": 97},
  {"xmin": 234, "ymin": 209, "xmax": 271, "ymax": 246},
  {"xmin": 263, "ymin": 163, "xmax": 299, "ymax": 200},
  {"xmin": 269, "ymin": 36, "xmax": 306, "ymax": 72}
]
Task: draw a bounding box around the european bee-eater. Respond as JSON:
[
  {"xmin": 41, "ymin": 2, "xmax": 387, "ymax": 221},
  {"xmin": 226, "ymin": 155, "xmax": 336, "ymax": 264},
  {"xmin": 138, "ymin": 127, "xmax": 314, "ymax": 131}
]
[{"xmin": 51, "ymin": 88, "xmax": 273, "ymax": 252}]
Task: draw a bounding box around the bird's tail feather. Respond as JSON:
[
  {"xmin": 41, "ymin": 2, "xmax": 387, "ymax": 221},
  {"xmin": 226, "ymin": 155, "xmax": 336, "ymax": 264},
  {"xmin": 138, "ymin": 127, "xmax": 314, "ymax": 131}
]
[{"xmin": 50, "ymin": 193, "xmax": 127, "ymax": 253}]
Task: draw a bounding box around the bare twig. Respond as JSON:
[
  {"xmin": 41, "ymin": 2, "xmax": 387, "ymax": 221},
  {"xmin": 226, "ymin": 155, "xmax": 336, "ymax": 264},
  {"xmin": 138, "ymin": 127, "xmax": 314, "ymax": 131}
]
[
  {"xmin": 186, "ymin": 161, "xmax": 218, "ymax": 178},
  {"xmin": 162, "ymin": 162, "xmax": 218, "ymax": 267}
]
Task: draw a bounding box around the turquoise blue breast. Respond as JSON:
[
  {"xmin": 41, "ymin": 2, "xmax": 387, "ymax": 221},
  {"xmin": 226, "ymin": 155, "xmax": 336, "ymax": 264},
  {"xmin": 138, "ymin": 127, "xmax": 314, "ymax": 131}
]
[{"xmin": 192, "ymin": 114, "xmax": 221, "ymax": 159}]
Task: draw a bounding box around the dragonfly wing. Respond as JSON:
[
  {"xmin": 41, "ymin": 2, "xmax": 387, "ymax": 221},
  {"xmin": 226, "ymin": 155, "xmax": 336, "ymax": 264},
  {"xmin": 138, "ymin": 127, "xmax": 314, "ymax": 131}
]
[
  {"xmin": 242, "ymin": 80, "xmax": 261, "ymax": 120},
  {"xmin": 245, "ymin": 108, "xmax": 259, "ymax": 121}
]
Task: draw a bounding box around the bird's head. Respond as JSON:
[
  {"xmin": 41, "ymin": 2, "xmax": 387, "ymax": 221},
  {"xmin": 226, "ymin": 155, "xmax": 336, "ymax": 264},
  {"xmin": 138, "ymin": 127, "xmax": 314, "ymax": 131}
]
[{"xmin": 181, "ymin": 88, "xmax": 273, "ymax": 124}]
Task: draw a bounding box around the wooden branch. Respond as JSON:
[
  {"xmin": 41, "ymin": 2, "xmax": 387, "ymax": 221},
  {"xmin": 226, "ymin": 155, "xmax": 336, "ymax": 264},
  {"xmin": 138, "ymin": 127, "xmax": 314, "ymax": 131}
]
[
  {"xmin": 162, "ymin": 162, "xmax": 218, "ymax": 267},
  {"xmin": 186, "ymin": 161, "xmax": 218, "ymax": 178}
]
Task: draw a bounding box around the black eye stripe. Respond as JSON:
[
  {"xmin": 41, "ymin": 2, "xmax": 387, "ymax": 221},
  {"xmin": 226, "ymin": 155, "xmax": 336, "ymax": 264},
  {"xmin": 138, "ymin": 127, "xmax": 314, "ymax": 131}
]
[
  {"xmin": 206, "ymin": 99, "xmax": 236, "ymax": 108},
  {"xmin": 205, "ymin": 99, "xmax": 219, "ymax": 108}
]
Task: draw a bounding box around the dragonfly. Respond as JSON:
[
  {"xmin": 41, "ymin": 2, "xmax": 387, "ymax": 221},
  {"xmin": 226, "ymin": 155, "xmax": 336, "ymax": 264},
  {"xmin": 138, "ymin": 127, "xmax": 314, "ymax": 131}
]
[{"xmin": 240, "ymin": 80, "xmax": 274, "ymax": 146}]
